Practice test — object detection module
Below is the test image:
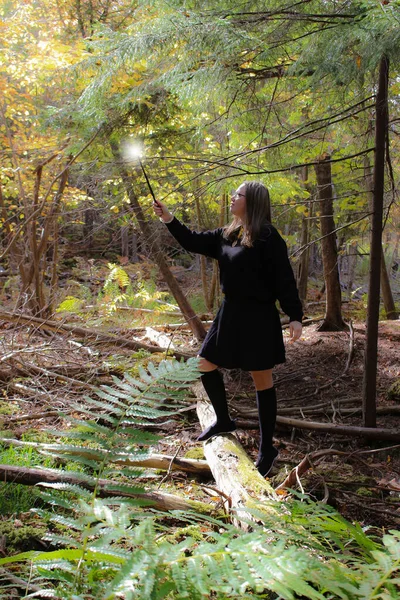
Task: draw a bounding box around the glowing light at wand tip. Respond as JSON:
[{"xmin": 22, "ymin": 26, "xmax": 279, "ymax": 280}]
[{"xmin": 122, "ymin": 141, "xmax": 143, "ymax": 162}]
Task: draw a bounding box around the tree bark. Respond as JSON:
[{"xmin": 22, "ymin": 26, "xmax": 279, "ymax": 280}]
[
  {"xmin": 364, "ymin": 156, "xmax": 398, "ymax": 320},
  {"xmin": 194, "ymin": 194, "xmax": 212, "ymax": 312},
  {"xmin": 362, "ymin": 56, "xmax": 390, "ymax": 427},
  {"xmin": 297, "ymin": 167, "xmax": 312, "ymax": 309},
  {"xmin": 380, "ymin": 251, "xmax": 399, "ymax": 319},
  {"xmin": 111, "ymin": 144, "xmax": 206, "ymax": 341},
  {"xmin": 314, "ymin": 156, "xmax": 346, "ymax": 331}
]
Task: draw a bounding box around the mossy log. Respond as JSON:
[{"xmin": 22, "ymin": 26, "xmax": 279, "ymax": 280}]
[{"xmin": 194, "ymin": 383, "xmax": 277, "ymax": 529}]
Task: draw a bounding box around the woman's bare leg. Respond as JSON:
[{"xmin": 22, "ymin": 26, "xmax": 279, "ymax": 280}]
[
  {"xmin": 198, "ymin": 357, "xmax": 218, "ymax": 372},
  {"xmin": 250, "ymin": 369, "xmax": 273, "ymax": 390}
]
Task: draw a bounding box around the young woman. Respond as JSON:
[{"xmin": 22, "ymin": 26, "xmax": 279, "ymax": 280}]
[{"xmin": 153, "ymin": 181, "xmax": 303, "ymax": 477}]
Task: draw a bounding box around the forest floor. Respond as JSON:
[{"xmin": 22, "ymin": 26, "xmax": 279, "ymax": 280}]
[
  {"xmin": 0, "ymin": 283, "xmax": 399, "ymax": 559},
  {"xmin": 154, "ymin": 315, "xmax": 400, "ymax": 531}
]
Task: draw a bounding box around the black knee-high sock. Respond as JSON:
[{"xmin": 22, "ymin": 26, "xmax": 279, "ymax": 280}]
[
  {"xmin": 197, "ymin": 370, "xmax": 235, "ymax": 441},
  {"xmin": 256, "ymin": 387, "xmax": 278, "ymax": 472}
]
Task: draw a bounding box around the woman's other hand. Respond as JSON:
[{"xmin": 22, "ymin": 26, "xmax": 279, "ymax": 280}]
[
  {"xmin": 153, "ymin": 199, "xmax": 173, "ymax": 223},
  {"xmin": 289, "ymin": 320, "xmax": 302, "ymax": 342}
]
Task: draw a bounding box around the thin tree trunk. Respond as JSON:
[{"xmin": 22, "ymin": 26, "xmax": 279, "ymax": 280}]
[
  {"xmin": 131, "ymin": 232, "xmax": 138, "ymax": 262},
  {"xmin": 314, "ymin": 156, "xmax": 346, "ymax": 331},
  {"xmin": 380, "ymin": 251, "xmax": 398, "ymax": 319},
  {"xmin": 347, "ymin": 243, "xmax": 358, "ymax": 301},
  {"xmin": 362, "ymin": 56, "xmax": 390, "ymax": 427},
  {"xmin": 121, "ymin": 225, "xmax": 129, "ymax": 258},
  {"xmin": 364, "ymin": 156, "xmax": 398, "ymax": 320},
  {"xmin": 207, "ymin": 193, "xmax": 226, "ymax": 311},
  {"xmin": 111, "ymin": 144, "xmax": 206, "ymax": 341},
  {"xmin": 194, "ymin": 195, "xmax": 211, "ymax": 311},
  {"xmin": 297, "ymin": 167, "xmax": 312, "ymax": 309}
]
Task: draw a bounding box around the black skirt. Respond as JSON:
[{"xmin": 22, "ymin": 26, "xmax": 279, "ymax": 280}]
[{"xmin": 199, "ymin": 297, "xmax": 286, "ymax": 371}]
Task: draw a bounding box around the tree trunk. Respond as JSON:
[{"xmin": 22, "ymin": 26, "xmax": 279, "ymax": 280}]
[
  {"xmin": 111, "ymin": 144, "xmax": 206, "ymax": 341},
  {"xmin": 364, "ymin": 156, "xmax": 398, "ymax": 320},
  {"xmin": 381, "ymin": 251, "xmax": 399, "ymax": 319},
  {"xmin": 121, "ymin": 225, "xmax": 129, "ymax": 258},
  {"xmin": 362, "ymin": 56, "xmax": 390, "ymax": 427},
  {"xmin": 347, "ymin": 242, "xmax": 358, "ymax": 301},
  {"xmin": 131, "ymin": 232, "xmax": 138, "ymax": 262},
  {"xmin": 297, "ymin": 167, "xmax": 312, "ymax": 309},
  {"xmin": 194, "ymin": 195, "xmax": 212, "ymax": 312},
  {"xmin": 314, "ymin": 156, "xmax": 346, "ymax": 331}
]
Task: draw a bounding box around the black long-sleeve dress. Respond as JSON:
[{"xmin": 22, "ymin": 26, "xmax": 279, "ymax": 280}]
[{"xmin": 166, "ymin": 217, "xmax": 303, "ymax": 371}]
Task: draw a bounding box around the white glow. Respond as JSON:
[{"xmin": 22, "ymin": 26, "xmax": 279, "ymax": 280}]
[{"xmin": 122, "ymin": 140, "xmax": 143, "ymax": 162}]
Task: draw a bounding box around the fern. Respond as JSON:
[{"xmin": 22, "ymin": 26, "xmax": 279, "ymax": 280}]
[
  {"xmin": 102, "ymin": 263, "xmax": 132, "ymax": 311},
  {"xmin": 1, "ymin": 357, "xmax": 399, "ymax": 599}
]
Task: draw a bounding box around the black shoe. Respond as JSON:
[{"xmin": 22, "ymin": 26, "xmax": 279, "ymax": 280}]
[
  {"xmin": 197, "ymin": 419, "xmax": 236, "ymax": 442},
  {"xmin": 256, "ymin": 447, "xmax": 279, "ymax": 477}
]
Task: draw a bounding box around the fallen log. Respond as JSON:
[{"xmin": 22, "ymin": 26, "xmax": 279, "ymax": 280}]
[
  {"xmin": 0, "ymin": 464, "xmax": 216, "ymax": 515},
  {"xmin": 0, "ymin": 438, "xmax": 211, "ymax": 476},
  {"xmin": 276, "ymin": 415, "xmax": 400, "ymax": 441},
  {"xmin": 194, "ymin": 384, "xmax": 276, "ymax": 529},
  {"xmin": 0, "ymin": 310, "xmax": 193, "ymax": 361}
]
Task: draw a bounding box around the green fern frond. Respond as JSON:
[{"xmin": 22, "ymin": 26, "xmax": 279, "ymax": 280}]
[{"xmin": 43, "ymin": 533, "xmax": 81, "ymax": 548}]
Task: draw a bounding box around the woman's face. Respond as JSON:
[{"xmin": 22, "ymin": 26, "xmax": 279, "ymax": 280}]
[{"xmin": 230, "ymin": 184, "xmax": 246, "ymax": 220}]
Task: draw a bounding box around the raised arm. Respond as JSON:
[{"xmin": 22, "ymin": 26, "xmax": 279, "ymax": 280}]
[{"xmin": 153, "ymin": 200, "xmax": 221, "ymax": 259}]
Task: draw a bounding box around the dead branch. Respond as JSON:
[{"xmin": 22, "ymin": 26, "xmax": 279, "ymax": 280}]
[
  {"xmin": 3, "ymin": 411, "xmax": 61, "ymax": 424},
  {"xmin": 0, "ymin": 464, "xmax": 216, "ymax": 514},
  {"xmin": 276, "ymin": 449, "xmax": 348, "ymax": 491},
  {"xmin": 12, "ymin": 360, "xmax": 99, "ymax": 391},
  {"xmin": 0, "ymin": 438, "xmax": 211, "ymax": 476},
  {"xmin": 4, "ymin": 382, "xmax": 54, "ymax": 401},
  {"xmin": 0, "ymin": 310, "xmax": 193, "ymax": 360},
  {"xmin": 276, "ymin": 415, "xmax": 400, "ymax": 441}
]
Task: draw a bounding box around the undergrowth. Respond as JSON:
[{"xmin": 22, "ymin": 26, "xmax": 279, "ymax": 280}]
[{"xmin": 0, "ymin": 357, "xmax": 399, "ymax": 599}]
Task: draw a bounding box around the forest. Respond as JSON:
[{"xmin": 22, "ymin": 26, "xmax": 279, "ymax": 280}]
[{"xmin": 0, "ymin": 0, "xmax": 399, "ymax": 598}]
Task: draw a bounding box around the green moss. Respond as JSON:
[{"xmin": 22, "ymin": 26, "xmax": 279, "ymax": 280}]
[
  {"xmin": 184, "ymin": 447, "xmax": 205, "ymax": 460},
  {"xmin": 387, "ymin": 379, "xmax": 400, "ymax": 403},
  {"xmin": 220, "ymin": 439, "xmax": 275, "ymax": 498},
  {"xmin": 167, "ymin": 524, "xmax": 205, "ymax": 543},
  {"xmin": 356, "ymin": 487, "xmax": 375, "ymax": 497},
  {"xmin": 0, "ymin": 402, "xmax": 17, "ymax": 416},
  {"xmin": 0, "ymin": 521, "xmax": 47, "ymax": 553}
]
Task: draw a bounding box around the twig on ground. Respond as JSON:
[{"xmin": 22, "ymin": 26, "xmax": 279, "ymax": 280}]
[{"xmin": 158, "ymin": 445, "xmax": 182, "ymax": 488}]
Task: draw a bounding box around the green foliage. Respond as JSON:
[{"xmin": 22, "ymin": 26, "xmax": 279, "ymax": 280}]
[
  {"xmin": 0, "ymin": 440, "xmax": 56, "ymax": 515},
  {"xmin": 57, "ymin": 295, "xmax": 86, "ymax": 313},
  {"xmin": 102, "ymin": 263, "xmax": 132, "ymax": 312},
  {"xmin": 0, "ymin": 357, "xmax": 399, "ymax": 598}
]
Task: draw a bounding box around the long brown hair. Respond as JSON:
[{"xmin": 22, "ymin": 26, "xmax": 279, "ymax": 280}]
[{"xmin": 223, "ymin": 181, "xmax": 271, "ymax": 247}]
